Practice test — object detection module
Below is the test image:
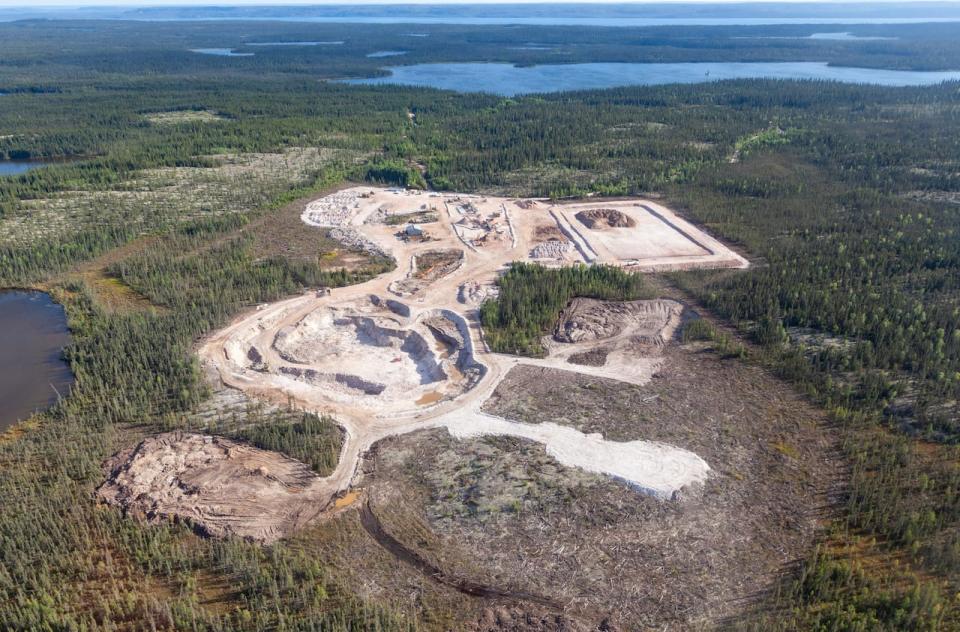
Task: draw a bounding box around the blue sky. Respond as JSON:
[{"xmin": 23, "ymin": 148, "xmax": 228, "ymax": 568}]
[{"xmin": 0, "ymin": 0, "xmax": 938, "ymax": 6}]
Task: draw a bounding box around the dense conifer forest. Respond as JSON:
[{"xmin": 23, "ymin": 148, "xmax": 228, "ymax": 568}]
[{"xmin": 0, "ymin": 17, "xmax": 958, "ymax": 630}]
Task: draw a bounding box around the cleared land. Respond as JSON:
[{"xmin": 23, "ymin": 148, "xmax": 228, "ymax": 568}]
[
  {"xmin": 1, "ymin": 147, "xmax": 355, "ymax": 248},
  {"xmin": 555, "ymin": 200, "xmax": 747, "ymax": 270},
  {"xmin": 362, "ymin": 337, "xmax": 837, "ymax": 628},
  {"xmin": 97, "ymin": 433, "xmax": 331, "ymax": 543}
]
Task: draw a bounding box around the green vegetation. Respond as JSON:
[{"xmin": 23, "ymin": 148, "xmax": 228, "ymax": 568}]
[
  {"xmin": 235, "ymin": 412, "xmax": 343, "ymax": 477},
  {"xmin": 480, "ymin": 263, "xmax": 653, "ymax": 355},
  {"xmin": 0, "ymin": 228, "xmax": 411, "ymax": 629},
  {"xmin": 680, "ymin": 318, "xmax": 748, "ymax": 359}
]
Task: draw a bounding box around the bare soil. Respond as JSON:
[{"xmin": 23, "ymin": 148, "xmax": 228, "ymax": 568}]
[
  {"xmin": 412, "ymin": 249, "xmax": 465, "ymax": 281},
  {"xmin": 553, "ymin": 297, "xmax": 677, "ymax": 344},
  {"xmin": 97, "ymin": 432, "xmax": 331, "ymax": 543}
]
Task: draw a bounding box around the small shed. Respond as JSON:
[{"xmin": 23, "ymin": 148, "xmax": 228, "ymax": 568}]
[{"xmin": 405, "ymin": 224, "xmax": 424, "ymax": 237}]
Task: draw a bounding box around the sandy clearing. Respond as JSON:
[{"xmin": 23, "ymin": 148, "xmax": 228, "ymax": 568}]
[{"xmin": 555, "ymin": 201, "xmax": 748, "ymax": 270}]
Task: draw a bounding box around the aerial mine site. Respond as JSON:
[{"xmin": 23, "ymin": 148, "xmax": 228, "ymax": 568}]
[
  {"xmin": 96, "ymin": 187, "xmax": 833, "ymax": 627},
  {"xmin": 4, "ymin": 10, "xmax": 957, "ymax": 631}
]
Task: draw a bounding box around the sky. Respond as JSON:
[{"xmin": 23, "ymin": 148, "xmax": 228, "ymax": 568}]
[{"xmin": 0, "ymin": 0, "xmax": 941, "ymax": 6}]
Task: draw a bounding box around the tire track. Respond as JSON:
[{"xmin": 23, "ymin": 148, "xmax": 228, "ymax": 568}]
[{"xmin": 358, "ymin": 500, "xmax": 562, "ymax": 610}]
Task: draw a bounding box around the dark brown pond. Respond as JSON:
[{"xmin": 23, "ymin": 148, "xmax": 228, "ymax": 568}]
[{"xmin": 0, "ymin": 290, "xmax": 74, "ymax": 431}]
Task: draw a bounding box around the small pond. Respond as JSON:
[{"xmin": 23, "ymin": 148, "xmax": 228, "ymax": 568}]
[
  {"xmin": 0, "ymin": 291, "xmax": 74, "ymax": 431},
  {"xmin": 0, "ymin": 161, "xmax": 51, "ymax": 176}
]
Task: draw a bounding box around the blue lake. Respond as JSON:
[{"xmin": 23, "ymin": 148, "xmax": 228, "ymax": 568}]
[
  {"xmin": 0, "ymin": 291, "xmax": 73, "ymax": 431},
  {"xmin": 190, "ymin": 48, "xmax": 254, "ymax": 57},
  {"xmin": 808, "ymin": 32, "xmax": 897, "ymax": 40},
  {"xmin": 153, "ymin": 17, "xmax": 960, "ymax": 26},
  {"xmin": 344, "ymin": 62, "xmax": 960, "ymax": 96},
  {"xmin": 0, "ymin": 161, "xmax": 50, "ymax": 176},
  {"xmin": 246, "ymin": 41, "xmax": 343, "ymax": 46},
  {"xmin": 740, "ymin": 32, "xmax": 900, "ymax": 41}
]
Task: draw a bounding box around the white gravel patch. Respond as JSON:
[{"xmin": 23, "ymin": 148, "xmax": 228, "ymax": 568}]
[{"xmin": 441, "ymin": 411, "xmax": 710, "ymax": 500}]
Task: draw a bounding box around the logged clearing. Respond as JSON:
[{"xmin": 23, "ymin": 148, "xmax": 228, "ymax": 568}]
[
  {"xmin": 360, "ymin": 338, "xmax": 838, "ymax": 629},
  {"xmin": 1, "ymin": 147, "xmax": 356, "ymax": 248},
  {"xmin": 144, "ymin": 109, "xmax": 226, "ymax": 125}
]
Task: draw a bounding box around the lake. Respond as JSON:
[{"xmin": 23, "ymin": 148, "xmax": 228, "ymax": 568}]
[
  {"xmin": 0, "ymin": 291, "xmax": 74, "ymax": 431},
  {"xmin": 0, "ymin": 161, "xmax": 51, "ymax": 176},
  {"xmin": 190, "ymin": 48, "xmax": 254, "ymax": 57},
  {"xmin": 246, "ymin": 41, "xmax": 344, "ymax": 46},
  {"xmin": 344, "ymin": 62, "xmax": 960, "ymax": 96}
]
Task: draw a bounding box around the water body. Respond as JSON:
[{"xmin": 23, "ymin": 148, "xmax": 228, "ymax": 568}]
[
  {"xmin": 741, "ymin": 32, "xmax": 900, "ymax": 41},
  {"xmin": 344, "ymin": 61, "xmax": 960, "ymax": 96},
  {"xmin": 366, "ymin": 50, "xmax": 407, "ymax": 58},
  {"xmin": 4, "ymin": 4, "xmax": 960, "ymax": 25},
  {"xmin": 246, "ymin": 41, "xmax": 344, "ymax": 46},
  {"xmin": 0, "ymin": 161, "xmax": 50, "ymax": 177},
  {"xmin": 131, "ymin": 17, "xmax": 960, "ymax": 26},
  {"xmin": 0, "ymin": 291, "xmax": 73, "ymax": 431},
  {"xmin": 190, "ymin": 48, "xmax": 254, "ymax": 57},
  {"xmin": 509, "ymin": 45, "xmax": 557, "ymax": 51},
  {"xmin": 808, "ymin": 32, "xmax": 898, "ymax": 40}
]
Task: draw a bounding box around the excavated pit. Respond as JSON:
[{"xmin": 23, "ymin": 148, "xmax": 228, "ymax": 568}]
[
  {"xmin": 245, "ymin": 298, "xmax": 483, "ymax": 411},
  {"xmin": 535, "ymin": 298, "xmax": 685, "ymax": 384}
]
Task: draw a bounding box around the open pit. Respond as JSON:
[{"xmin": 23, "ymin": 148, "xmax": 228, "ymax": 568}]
[
  {"xmin": 528, "ymin": 298, "xmax": 685, "ymax": 385},
  {"xmin": 554, "ymin": 297, "xmax": 680, "ymax": 345},
  {"xmin": 237, "ymin": 297, "xmax": 483, "ymax": 412}
]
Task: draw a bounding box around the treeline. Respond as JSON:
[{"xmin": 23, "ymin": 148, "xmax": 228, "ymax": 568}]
[
  {"xmin": 480, "ymin": 262, "xmax": 652, "ymax": 356},
  {"xmin": 235, "ymin": 412, "xmax": 344, "ymax": 478},
  {"xmin": 3, "ymin": 19, "xmax": 960, "ymax": 81}
]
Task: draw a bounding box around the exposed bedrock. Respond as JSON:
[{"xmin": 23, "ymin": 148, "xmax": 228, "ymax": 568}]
[
  {"xmin": 278, "ymin": 366, "xmax": 388, "ymax": 395},
  {"xmin": 419, "ymin": 308, "xmax": 487, "ymax": 383}
]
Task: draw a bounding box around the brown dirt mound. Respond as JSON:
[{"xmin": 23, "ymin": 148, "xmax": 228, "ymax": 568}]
[
  {"xmin": 574, "ymin": 208, "xmax": 636, "ymax": 230},
  {"xmin": 96, "ymin": 432, "xmax": 327, "ymax": 543},
  {"xmin": 567, "ymin": 347, "xmax": 610, "ymax": 367},
  {"xmin": 553, "ymin": 298, "xmax": 681, "ymax": 344}
]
